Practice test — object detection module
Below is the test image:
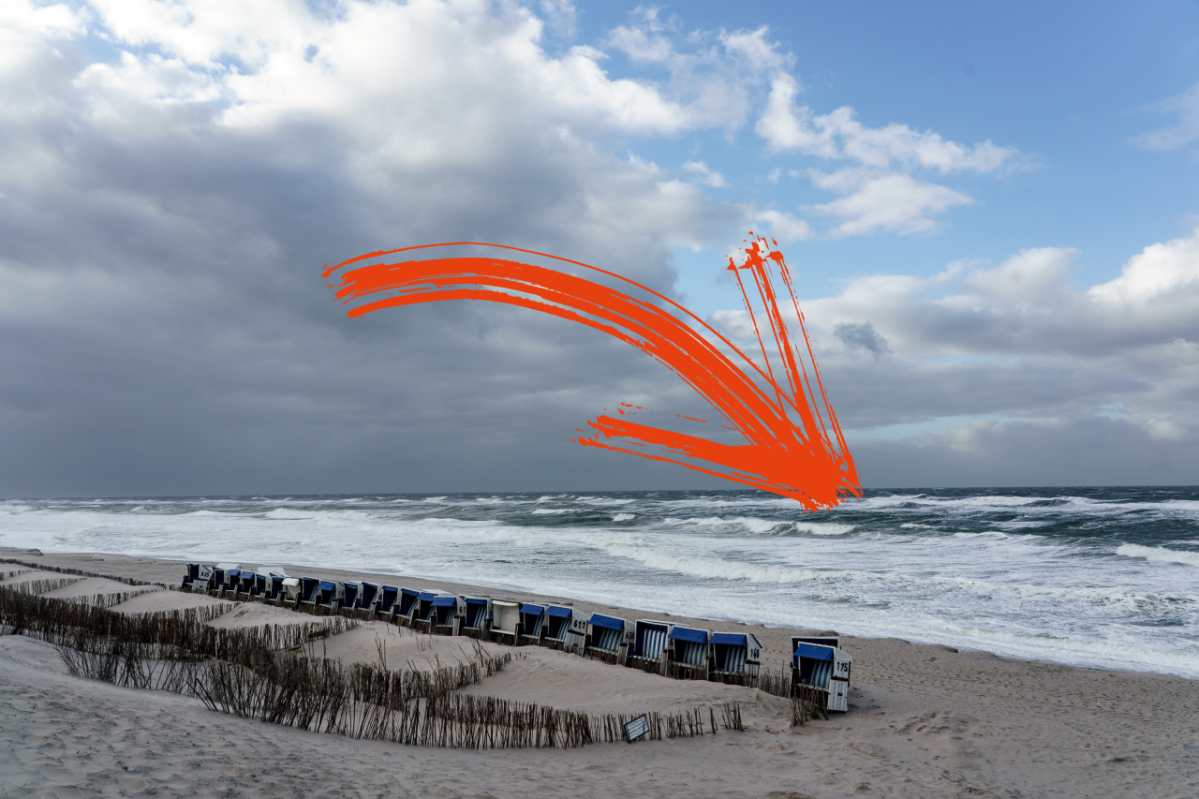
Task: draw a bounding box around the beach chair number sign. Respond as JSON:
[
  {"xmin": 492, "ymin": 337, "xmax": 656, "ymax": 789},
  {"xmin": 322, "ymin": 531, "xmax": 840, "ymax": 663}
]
[{"xmin": 624, "ymin": 714, "xmax": 651, "ymax": 743}]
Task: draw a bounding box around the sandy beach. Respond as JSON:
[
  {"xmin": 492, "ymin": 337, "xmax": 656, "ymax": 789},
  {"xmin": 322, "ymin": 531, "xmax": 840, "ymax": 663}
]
[{"xmin": 1, "ymin": 546, "xmax": 1196, "ymax": 799}]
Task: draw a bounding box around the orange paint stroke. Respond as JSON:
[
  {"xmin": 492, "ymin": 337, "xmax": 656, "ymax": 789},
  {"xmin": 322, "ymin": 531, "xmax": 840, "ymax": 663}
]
[{"xmin": 323, "ymin": 236, "xmax": 860, "ymax": 510}]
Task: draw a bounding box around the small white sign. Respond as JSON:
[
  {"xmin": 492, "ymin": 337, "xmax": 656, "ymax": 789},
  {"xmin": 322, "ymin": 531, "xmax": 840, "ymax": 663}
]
[{"xmin": 624, "ymin": 714, "xmax": 650, "ymax": 743}]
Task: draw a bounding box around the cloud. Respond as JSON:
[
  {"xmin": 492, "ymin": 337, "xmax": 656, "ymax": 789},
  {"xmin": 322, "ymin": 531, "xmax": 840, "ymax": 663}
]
[
  {"xmin": 798, "ymin": 229, "xmax": 1199, "ymax": 360},
  {"xmin": 538, "ymin": 0, "xmax": 578, "ymax": 39},
  {"xmin": 0, "ymin": 0, "xmax": 764, "ymax": 497},
  {"xmin": 708, "ymin": 227, "xmax": 1199, "ymax": 484},
  {"xmin": 1133, "ymin": 82, "xmax": 1199, "ymax": 152},
  {"xmin": 754, "ymin": 73, "xmax": 1019, "ymax": 239},
  {"xmin": 683, "ymin": 160, "xmax": 724, "ymax": 187},
  {"xmin": 602, "ymin": 17, "xmax": 788, "ymax": 133},
  {"xmin": 754, "ymin": 209, "xmax": 812, "ymax": 244},
  {"xmin": 756, "ymin": 74, "xmax": 1018, "ymax": 173},
  {"xmin": 1, "ymin": 0, "xmax": 1186, "ymax": 494},
  {"xmin": 964, "ymin": 246, "xmax": 1074, "ymax": 302},
  {"xmin": 834, "ymin": 322, "xmax": 890, "ymax": 357},
  {"xmin": 755, "ymin": 74, "xmax": 837, "ymax": 158},
  {"xmin": 808, "ymin": 170, "xmax": 974, "ymax": 237},
  {"xmin": 1088, "ymin": 228, "xmax": 1199, "ymax": 305}
]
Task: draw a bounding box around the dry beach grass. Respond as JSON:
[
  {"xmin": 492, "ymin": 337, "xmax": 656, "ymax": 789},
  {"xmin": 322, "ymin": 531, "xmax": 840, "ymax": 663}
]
[{"xmin": 0, "ymin": 547, "xmax": 1196, "ymax": 798}]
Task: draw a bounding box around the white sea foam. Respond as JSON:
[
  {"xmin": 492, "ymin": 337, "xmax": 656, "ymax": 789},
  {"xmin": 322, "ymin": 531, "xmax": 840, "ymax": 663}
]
[
  {"xmin": 594, "ymin": 541, "xmax": 830, "ymax": 584},
  {"xmin": 1116, "ymin": 544, "xmax": 1199, "ymax": 567},
  {"xmin": 4, "ymin": 490, "xmax": 1198, "ymax": 678},
  {"xmin": 792, "ymin": 521, "xmax": 856, "ymax": 536}
]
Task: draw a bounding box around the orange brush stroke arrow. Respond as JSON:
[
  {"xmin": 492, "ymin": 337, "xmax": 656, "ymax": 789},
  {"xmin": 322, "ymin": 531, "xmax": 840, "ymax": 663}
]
[{"xmin": 323, "ymin": 236, "xmax": 860, "ymax": 511}]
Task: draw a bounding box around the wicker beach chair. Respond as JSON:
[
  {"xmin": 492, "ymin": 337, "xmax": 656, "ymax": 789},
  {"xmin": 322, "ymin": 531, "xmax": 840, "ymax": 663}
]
[
  {"xmin": 392, "ymin": 587, "xmax": 420, "ymax": 625},
  {"xmin": 297, "ymin": 577, "xmax": 321, "ymax": 609},
  {"xmin": 430, "ymin": 595, "xmax": 464, "ymax": 636},
  {"xmin": 584, "ymin": 613, "xmax": 634, "ymax": 664},
  {"xmin": 628, "ymin": 619, "xmax": 671, "ymax": 674},
  {"xmin": 182, "ymin": 564, "xmax": 203, "ymax": 591},
  {"xmin": 341, "ymin": 582, "xmax": 360, "ymax": 613},
  {"xmin": 665, "ymin": 626, "xmax": 710, "ymax": 680},
  {"xmin": 236, "ymin": 570, "xmax": 258, "ymax": 598},
  {"xmin": 542, "ymin": 605, "xmax": 586, "ymax": 653},
  {"xmin": 279, "ymin": 577, "xmax": 302, "ymax": 605},
  {"xmin": 218, "ymin": 568, "xmax": 242, "ymax": 598},
  {"xmin": 267, "ymin": 575, "xmax": 287, "ymax": 602},
  {"xmin": 314, "ymin": 581, "xmax": 344, "ymax": 614},
  {"xmin": 207, "ymin": 564, "xmax": 240, "ymax": 597},
  {"xmin": 375, "ymin": 585, "xmax": 399, "ymax": 620},
  {"xmin": 517, "ymin": 604, "xmax": 546, "ymax": 645},
  {"xmin": 489, "ymin": 601, "xmax": 520, "ymax": 644},
  {"xmin": 411, "ymin": 590, "xmax": 455, "ymax": 632},
  {"xmin": 461, "ymin": 597, "xmax": 492, "ymax": 639},
  {"xmin": 354, "ymin": 582, "xmax": 379, "ymax": 618},
  {"xmin": 791, "ymin": 640, "xmax": 853, "ymax": 713},
  {"xmin": 710, "ymin": 632, "xmax": 762, "ymax": 686}
]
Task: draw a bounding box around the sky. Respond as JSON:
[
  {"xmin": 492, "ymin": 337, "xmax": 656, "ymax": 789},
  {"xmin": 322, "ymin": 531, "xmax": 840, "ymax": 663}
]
[{"xmin": 2, "ymin": 0, "xmax": 1199, "ymax": 498}]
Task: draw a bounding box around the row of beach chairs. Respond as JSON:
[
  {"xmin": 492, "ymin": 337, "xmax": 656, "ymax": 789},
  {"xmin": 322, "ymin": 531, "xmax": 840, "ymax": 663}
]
[{"xmin": 181, "ymin": 563, "xmax": 852, "ymax": 710}]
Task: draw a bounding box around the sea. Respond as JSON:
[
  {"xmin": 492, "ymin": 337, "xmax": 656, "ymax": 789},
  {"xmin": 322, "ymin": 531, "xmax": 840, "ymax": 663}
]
[{"xmin": 2, "ymin": 487, "xmax": 1197, "ymax": 679}]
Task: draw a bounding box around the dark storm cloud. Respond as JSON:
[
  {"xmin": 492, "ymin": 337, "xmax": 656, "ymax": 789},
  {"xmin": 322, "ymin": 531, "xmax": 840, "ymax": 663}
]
[
  {"xmin": 833, "ymin": 322, "xmax": 890, "ymax": 358},
  {"xmin": 3, "ymin": 0, "xmax": 1198, "ymax": 497},
  {"xmin": 0, "ymin": 0, "xmax": 765, "ymax": 497}
]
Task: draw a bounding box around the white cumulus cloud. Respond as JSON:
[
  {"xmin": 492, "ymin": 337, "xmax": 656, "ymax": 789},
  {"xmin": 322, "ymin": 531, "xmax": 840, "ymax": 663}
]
[
  {"xmin": 756, "ymin": 72, "xmax": 1019, "ymax": 238},
  {"xmin": 808, "ymin": 170, "xmax": 974, "ymax": 237}
]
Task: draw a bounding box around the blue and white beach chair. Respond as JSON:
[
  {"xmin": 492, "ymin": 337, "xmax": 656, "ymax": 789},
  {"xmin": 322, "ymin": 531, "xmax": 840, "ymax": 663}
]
[
  {"xmin": 184, "ymin": 564, "xmax": 217, "ymax": 593},
  {"xmin": 392, "ymin": 587, "xmax": 421, "ymax": 625},
  {"xmin": 297, "ymin": 577, "xmax": 321, "ymax": 608},
  {"xmin": 542, "ymin": 606, "xmax": 587, "ymax": 653},
  {"xmin": 517, "ymin": 604, "xmax": 546, "ymax": 645},
  {"xmin": 354, "ymin": 582, "xmax": 379, "ymax": 618},
  {"xmin": 430, "ymin": 595, "xmax": 465, "ymax": 636},
  {"xmin": 314, "ymin": 581, "xmax": 344, "ymax": 614},
  {"xmin": 628, "ymin": 619, "xmax": 671, "ymax": 674},
  {"xmin": 461, "ymin": 597, "xmax": 492, "ymax": 639},
  {"xmin": 375, "ymin": 585, "xmax": 400, "ymax": 620},
  {"xmin": 250, "ymin": 567, "xmax": 285, "ymax": 603},
  {"xmin": 280, "ymin": 577, "xmax": 302, "ymax": 605},
  {"xmin": 791, "ymin": 639, "xmax": 853, "ymax": 713},
  {"xmin": 585, "ymin": 613, "xmax": 635, "ymax": 664},
  {"xmin": 342, "ymin": 582, "xmax": 360, "ymax": 611},
  {"xmin": 207, "ymin": 563, "xmax": 240, "ymax": 596},
  {"xmin": 489, "ymin": 601, "xmax": 521, "ymax": 644},
  {"xmin": 710, "ymin": 632, "xmax": 763, "ymax": 686},
  {"xmin": 236, "ymin": 570, "xmax": 258, "ymax": 598},
  {"xmin": 411, "ymin": 590, "xmax": 456, "ymax": 632},
  {"xmin": 665, "ymin": 626, "xmax": 710, "ymax": 680},
  {"xmin": 267, "ymin": 575, "xmax": 287, "ymax": 602},
  {"xmin": 218, "ymin": 567, "xmax": 243, "ymax": 598},
  {"xmin": 182, "ymin": 564, "xmax": 202, "ymax": 591}
]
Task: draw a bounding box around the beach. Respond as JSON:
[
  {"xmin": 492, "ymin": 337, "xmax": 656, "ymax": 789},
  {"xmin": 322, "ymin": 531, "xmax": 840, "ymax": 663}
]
[{"xmin": 1, "ymin": 547, "xmax": 1196, "ymax": 799}]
